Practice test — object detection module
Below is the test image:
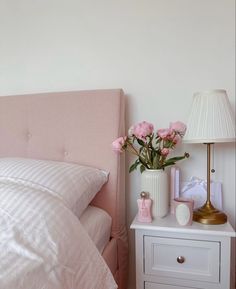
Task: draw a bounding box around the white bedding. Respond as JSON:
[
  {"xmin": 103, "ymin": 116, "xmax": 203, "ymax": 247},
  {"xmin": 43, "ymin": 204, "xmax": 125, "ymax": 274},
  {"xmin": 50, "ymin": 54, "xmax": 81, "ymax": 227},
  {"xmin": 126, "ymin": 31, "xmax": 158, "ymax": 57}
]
[
  {"xmin": 80, "ymin": 206, "xmax": 112, "ymax": 254},
  {"xmin": 0, "ymin": 177, "xmax": 117, "ymax": 289},
  {"xmin": 0, "ymin": 158, "xmax": 109, "ymax": 218}
]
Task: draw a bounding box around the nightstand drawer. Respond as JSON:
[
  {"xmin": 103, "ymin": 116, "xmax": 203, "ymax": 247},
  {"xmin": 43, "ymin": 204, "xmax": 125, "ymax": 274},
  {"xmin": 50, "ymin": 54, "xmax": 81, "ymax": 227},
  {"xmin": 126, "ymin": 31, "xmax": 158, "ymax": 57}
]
[
  {"xmin": 145, "ymin": 282, "xmax": 193, "ymax": 289},
  {"xmin": 144, "ymin": 236, "xmax": 220, "ymax": 283}
]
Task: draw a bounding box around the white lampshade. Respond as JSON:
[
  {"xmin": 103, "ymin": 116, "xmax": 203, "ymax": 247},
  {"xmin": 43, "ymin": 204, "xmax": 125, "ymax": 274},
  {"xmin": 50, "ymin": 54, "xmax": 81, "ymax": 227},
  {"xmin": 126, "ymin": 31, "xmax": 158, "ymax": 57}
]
[{"xmin": 184, "ymin": 89, "xmax": 236, "ymax": 143}]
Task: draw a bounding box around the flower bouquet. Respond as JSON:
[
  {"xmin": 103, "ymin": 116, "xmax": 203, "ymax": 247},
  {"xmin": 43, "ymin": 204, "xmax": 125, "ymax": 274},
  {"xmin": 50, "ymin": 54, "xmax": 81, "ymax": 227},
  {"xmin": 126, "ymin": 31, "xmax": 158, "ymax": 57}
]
[{"xmin": 112, "ymin": 121, "xmax": 189, "ymax": 173}]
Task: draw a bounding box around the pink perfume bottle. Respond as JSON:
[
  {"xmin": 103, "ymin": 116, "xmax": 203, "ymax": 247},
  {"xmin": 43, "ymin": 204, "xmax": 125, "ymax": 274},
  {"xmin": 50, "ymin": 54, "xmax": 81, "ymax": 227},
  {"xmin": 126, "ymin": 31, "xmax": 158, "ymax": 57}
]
[{"xmin": 137, "ymin": 192, "xmax": 152, "ymax": 223}]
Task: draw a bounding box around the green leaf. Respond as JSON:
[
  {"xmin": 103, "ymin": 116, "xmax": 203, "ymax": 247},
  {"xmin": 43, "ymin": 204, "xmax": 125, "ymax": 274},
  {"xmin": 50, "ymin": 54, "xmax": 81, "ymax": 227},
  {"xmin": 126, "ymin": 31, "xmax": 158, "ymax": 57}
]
[
  {"xmin": 138, "ymin": 157, "xmax": 146, "ymax": 166},
  {"xmin": 150, "ymin": 150, "xmax": 155, "ymax": 165},
  {"xmin": 163, "ymin": 140, "xmax": 173, "ymax": 148},
  {"xmin": 163, "ymin": 161, "xmax": 176, "ymax": 167},
  {"xmin": 163, "ymin": 154, "xmax": 188, "ymax": 168},
  {"xmin": 151, "ymin": 150, "xmax": 156, "ymax": 159},
  {"xmin": 166, "ymin": 155, "xmax": 186, "ymax": 163},
  {"xmin": 137, "ymin": 139, "xmax": 145, "ymax": 146},
  {"xmin": 153, "ymin": 154, "xmax": 159, "ymax": 169},
  {"xmin": 139, "ymin": 146, "xmax": 144, "ymax": 154},
  {"xmin": 129, "ymin": 166, "xmax": 136, "ymax": 173},
  {"xmin": 140, "ymin": 165, "xmax": 146, "ymax": 173},
  {"xmin": 129, "ymin": 160, "xmax": 140, "ymax": 173}
]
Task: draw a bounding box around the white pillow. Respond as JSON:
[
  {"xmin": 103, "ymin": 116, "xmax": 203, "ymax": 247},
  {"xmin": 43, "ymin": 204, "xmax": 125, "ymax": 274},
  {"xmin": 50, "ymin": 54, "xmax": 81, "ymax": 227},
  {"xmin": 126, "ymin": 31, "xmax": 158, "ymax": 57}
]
[{"xmin": 0, "ymin": 158, "xmax": 108, "ymax": 217}]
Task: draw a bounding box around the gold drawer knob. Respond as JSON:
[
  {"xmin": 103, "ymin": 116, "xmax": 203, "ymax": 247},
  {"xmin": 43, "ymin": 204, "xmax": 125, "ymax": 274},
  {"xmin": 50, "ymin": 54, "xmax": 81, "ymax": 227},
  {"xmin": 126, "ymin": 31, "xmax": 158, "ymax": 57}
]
[{"xmin": 177, "ymin": 256, "xmax": 185, "ymax": 264}]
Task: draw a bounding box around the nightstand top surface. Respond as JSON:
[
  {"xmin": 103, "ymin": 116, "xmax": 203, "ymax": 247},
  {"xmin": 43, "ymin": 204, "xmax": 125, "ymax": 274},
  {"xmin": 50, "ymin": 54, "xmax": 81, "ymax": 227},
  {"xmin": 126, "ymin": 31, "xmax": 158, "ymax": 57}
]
[{"xmin": 131, "ymin": 214, "xmax": 235, "ymax": 237}]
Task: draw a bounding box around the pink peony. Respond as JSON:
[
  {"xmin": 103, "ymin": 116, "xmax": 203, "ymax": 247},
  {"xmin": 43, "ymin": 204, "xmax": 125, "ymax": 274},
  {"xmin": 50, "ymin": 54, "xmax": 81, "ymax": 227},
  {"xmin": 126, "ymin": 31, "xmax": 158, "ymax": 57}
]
[
  {"xmin": 133, "ymin": 121, "xmax": 154, "ymax": 141},
  {"xmin": 112, "ymin": 120, "xmax": 189, "ymax": 171},
  {"xmin": 173, "ymin": 134, "xmax": 181, "ymax": 144},
  {"xmin": 169, "ymin": 121, "xmax": 186, "ymax": 135},
  {"xmin": 157, "ymin": 128, "xmax": 172, "ymax": 139},
  {"xmin": 167, "ymin": 130, "xmax": 176, "ymax": 141},
  {"xmin": 112, "ymin": 136, "xmax": 127, "ymax": 153},
  {"xmin": 161, "ymin": 148, "xmax": 170, "ymax": 156}
]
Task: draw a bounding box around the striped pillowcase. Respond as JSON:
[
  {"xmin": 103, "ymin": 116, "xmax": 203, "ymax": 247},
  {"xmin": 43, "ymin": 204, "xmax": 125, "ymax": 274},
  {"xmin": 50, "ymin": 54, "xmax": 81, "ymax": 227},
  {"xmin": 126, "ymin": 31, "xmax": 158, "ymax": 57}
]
[{"xmin": 0, "ymin": 158, "xmax": 108, "ymax": 217}]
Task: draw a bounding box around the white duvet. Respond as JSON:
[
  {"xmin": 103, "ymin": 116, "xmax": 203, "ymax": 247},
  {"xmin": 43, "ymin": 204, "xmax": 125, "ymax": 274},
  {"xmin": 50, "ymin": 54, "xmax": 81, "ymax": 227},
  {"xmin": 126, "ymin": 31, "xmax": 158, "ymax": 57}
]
[{"xmin": 0, "ymin": 177, "xmax": 117, "ymax": 289}]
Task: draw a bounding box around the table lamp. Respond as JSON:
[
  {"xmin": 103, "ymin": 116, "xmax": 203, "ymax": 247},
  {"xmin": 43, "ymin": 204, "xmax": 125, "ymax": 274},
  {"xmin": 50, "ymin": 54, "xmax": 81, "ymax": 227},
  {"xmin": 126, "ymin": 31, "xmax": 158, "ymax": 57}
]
[{"xmin": 183, "ymin": 89, "xmax": 235, "ymax": 224}]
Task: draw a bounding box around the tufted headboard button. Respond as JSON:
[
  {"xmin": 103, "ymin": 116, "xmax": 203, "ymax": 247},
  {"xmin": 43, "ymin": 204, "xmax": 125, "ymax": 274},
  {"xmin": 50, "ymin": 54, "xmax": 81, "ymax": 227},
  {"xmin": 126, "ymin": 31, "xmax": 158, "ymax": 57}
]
[{"xmin": 27, "ymin": 132, "xmax": 32, "ymax": 140}]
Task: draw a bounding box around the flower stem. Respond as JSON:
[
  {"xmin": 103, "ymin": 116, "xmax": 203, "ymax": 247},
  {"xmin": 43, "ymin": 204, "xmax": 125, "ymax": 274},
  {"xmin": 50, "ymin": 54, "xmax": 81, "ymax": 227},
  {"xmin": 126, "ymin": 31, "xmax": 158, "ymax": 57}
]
[{"xmin": 126, "ymin": 142, "xmax": 139, "ymax": 156}]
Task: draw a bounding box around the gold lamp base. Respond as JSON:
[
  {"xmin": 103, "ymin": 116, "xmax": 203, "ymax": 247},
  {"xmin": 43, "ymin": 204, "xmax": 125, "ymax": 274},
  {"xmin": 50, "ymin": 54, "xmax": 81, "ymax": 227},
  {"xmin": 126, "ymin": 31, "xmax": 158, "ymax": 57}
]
[{"xmin": 193, "ymin": 201, "xmax": 227, "ymax": 225}]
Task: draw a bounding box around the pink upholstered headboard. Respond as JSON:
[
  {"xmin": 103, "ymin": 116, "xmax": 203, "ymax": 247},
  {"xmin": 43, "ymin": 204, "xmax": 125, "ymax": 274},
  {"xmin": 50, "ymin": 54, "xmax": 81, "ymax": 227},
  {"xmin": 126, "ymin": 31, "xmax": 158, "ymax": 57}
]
[{"xmin": 0, "ymin": 89, "xmax": 125, "ymax": 238}]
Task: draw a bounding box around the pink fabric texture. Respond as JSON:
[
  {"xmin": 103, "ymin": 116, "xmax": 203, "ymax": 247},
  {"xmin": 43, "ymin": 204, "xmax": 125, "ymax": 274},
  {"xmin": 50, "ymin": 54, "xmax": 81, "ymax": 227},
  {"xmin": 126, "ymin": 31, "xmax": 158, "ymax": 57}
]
[
  {"xmin": 102, "ymin": 238, "xmax": 118, "ymax": 277},
  {"xmin": 0, "ymin": 89, "xmax": 128, "ymax": 289}
]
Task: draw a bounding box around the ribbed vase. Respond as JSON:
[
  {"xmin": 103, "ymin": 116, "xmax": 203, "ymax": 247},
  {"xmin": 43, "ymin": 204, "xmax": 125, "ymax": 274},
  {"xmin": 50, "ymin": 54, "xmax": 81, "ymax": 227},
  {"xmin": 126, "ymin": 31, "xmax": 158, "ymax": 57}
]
[{"xmin": 141, "ymin": 169, "xmax": 169, "ymax": 218}]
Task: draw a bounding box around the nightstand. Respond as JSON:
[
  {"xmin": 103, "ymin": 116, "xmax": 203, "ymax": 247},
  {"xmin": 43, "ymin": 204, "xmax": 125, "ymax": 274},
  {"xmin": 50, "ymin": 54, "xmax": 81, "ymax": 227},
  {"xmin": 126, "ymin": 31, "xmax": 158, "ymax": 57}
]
[{"xmin": 131, "ymin": 214, "xmax": 235, "ymax": 289}]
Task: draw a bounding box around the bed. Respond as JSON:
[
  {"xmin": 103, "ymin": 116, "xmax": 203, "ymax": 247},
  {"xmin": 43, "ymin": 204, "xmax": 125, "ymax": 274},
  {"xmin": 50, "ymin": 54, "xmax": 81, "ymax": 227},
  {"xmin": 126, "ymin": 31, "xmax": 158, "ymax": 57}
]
[{"xmin": 0, "ymin": 89, "xmax": 128, "ymax": 289}]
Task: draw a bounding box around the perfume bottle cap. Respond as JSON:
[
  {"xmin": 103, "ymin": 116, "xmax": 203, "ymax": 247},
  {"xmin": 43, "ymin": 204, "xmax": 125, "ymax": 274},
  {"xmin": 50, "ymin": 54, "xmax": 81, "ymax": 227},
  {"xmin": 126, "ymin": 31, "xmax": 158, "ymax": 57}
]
[{"xmin": 140, "ymin": 191, "xmax": 149, "ymax": 198}]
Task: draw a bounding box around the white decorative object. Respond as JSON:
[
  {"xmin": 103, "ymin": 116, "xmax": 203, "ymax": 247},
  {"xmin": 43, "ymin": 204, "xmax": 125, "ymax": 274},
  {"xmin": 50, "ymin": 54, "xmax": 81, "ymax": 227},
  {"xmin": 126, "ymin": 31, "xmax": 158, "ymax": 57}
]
[
  {"xmin": 176, "ymin": 203, "xmax": 190, "ymax": 225},
  {"xmin": 141, "ymin": 169, "xmax": 169, "ymax": 218},
  {"xmin": 174, "ymin": 198, "xmax": 194, "ymax": 226},
  {"xmin": 180, "ymin": 177, "xmax": 222, "ymax": 210}
]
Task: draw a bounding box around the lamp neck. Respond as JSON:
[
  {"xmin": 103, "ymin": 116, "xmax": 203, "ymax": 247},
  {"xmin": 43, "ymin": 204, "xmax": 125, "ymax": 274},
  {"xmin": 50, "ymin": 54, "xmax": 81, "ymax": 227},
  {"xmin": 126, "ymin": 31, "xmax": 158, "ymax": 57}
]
[{"xmin": 204, "ymin": 143, "xmax": 213, "ymax": 203}]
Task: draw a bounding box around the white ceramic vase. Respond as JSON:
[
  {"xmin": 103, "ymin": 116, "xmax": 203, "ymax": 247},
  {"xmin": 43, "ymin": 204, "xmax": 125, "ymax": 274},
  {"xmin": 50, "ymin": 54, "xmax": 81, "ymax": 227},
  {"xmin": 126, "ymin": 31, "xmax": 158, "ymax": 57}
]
[{"xmin": 141, "ymin": 169, "xmax": 169, "ymax": 218}]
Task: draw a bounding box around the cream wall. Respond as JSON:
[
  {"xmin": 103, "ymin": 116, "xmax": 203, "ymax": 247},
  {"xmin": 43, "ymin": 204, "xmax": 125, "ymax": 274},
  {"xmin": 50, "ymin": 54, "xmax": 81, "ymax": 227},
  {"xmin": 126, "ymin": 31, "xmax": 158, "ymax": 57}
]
[{"xmin": 0, "ymin": 0, "xmax": 235, "ymax": 288}]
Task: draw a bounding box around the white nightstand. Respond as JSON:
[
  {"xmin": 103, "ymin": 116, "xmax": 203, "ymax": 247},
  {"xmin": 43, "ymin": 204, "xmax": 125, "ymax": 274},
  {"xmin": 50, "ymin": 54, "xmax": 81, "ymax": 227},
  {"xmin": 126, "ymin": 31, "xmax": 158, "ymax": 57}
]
[{"xmin": 131, "ymin": 214, "xmax": 235, "ymax": 289}]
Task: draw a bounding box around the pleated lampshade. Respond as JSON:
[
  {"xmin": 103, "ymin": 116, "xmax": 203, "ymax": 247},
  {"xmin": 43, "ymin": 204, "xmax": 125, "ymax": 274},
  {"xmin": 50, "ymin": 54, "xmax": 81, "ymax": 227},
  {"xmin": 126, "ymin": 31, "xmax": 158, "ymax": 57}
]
[{"xmin": 184, "ymin": 89, "xmax": 236, "ymax": 143}]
